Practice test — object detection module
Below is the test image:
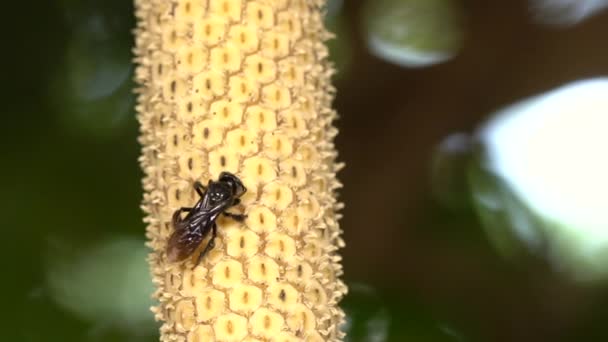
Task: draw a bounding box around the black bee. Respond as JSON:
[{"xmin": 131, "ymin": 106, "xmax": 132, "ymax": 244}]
[{"xmin": 166, "ymin": 172, "xmax": 247, "ymax": 265}]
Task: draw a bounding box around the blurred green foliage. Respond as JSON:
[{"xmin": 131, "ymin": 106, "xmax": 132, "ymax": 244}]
[
  {"xmin": 343, "ymin": 284, "xmax": 466, "ymax": 342},
  {"xmin": 325, "ymin": 0, "xmax": 353, "ymax": 79},
  {"xmin": 45, "ymin": 237, "xmax": 155, "ymax": 334},
  {"xmin": 50, "ymin": 0, "xmax": 136, "ymax": 139},
  {"xmin": 469, "ymin": 79, "xmax": 608, "ymax": 282},
  {"xmin": 362, "ymin": 0, "xmax": 464, "ymax": 67}
]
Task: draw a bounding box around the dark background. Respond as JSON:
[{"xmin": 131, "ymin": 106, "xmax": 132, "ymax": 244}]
[{"xmin": 2, "ymin": 0, "xmax": 608, "ymax": 341}]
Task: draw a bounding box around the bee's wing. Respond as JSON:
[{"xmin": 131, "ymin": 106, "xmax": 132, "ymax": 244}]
[{"xmin": 166, "ymin": 225, "xmax": 205, "ymax": 262}]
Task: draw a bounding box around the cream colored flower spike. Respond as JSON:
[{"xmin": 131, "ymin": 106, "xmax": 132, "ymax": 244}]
[{"xmin": 133, "ymin": 0, "xmax": 346, "ymax": 341}]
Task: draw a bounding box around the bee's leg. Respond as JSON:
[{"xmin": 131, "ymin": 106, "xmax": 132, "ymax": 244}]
[
  {"xmin": 223, "ymin": 211, "xmax": 247, "ymax": 222},
  {"xmin": 232, "ymin": 198, "xmax": 241, "ymax": 206},
  {"xmin": 172, "ymin": 207, "xmax": 193, "ymax": 227},
  {"xmin": 196, "ymin": 223, "xmax": 218, "ymax": 265},
  {"xmin": 193, "ymin": 181, "xmax": 207, "ymax": 197}
]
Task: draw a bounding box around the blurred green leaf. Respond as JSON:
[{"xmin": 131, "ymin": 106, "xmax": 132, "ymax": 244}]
[
  {"xmin": 362, "ymin": 0, "xmax": 464, "ymax": 68},
  {"xmin": 431, "ymin": 133, "xmax": 474, "ymax": 212},
  {"xmin": 343, "ymin": 283, "xmax": 468, "ymax": 341},
  {"xmin": 49, "ymin": 0, "xmax": 135, "ymax": 140},
  {"xmin": 46, "ymin": 236, "xmax": 156, "ymax": 337},
  {"xmin": 470, "ymin": 78, "xmax": 608, "ymax": 282},
  {"xmin": 325, "ymin": 2, "xmax": 353, "ymax": 79},
  {"xmin": 342, "ymin": 283, "xmax": 390, "ymax": 341}
]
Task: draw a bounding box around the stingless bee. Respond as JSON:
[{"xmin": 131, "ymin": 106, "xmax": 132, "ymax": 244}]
[{"xmin": 166, "ymin": 172, "xmax": 247, "ymax": 265}]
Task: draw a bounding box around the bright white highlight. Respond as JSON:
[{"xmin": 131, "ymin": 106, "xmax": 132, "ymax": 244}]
[
  {"xmin": 367, "ymin": 35, "xmax": 454, "ymax": 68},
  {"xmin": 479, "ymin": 78, "xmax": 608, "ymax": 280},
  {"xmin": 530, "ymin": 0, "xmax": 608, "ymax": 26}
]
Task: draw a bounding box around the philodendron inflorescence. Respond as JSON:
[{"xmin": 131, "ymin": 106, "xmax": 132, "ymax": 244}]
[{"xmin": 133, "ymin": 0, "xmax": 346, "ymax": 341}]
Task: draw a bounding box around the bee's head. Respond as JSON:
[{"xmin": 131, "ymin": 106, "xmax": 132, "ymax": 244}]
[
  {"xmin": 218, "ymin": 172, "xmax": 247, "ymax": 198},
  {"xmin": 207, "ymin": 183, "xmax": 231, "ymax": 205}
]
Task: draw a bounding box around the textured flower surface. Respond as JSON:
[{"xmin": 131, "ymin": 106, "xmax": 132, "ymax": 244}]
[{"xmin": 133, "ymin": 0, "xmax": 346, "ymax": 341}]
